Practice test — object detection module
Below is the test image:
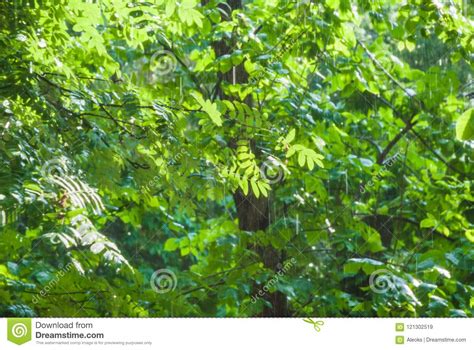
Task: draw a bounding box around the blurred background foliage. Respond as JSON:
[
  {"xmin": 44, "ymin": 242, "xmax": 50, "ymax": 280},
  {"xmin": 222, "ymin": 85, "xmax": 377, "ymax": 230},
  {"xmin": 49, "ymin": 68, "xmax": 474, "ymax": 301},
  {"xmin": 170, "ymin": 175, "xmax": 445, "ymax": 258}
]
[{"xmin": 0, "ymin": 0, "xmax": 473, "ymax": 317}]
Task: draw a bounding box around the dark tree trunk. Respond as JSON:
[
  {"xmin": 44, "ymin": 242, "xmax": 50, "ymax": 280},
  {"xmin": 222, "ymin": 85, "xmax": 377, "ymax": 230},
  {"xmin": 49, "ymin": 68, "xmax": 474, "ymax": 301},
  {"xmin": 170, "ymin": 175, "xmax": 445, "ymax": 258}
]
[{"xmin": 209, "ymin": 0, "xmax": 289, "ymax": 317}]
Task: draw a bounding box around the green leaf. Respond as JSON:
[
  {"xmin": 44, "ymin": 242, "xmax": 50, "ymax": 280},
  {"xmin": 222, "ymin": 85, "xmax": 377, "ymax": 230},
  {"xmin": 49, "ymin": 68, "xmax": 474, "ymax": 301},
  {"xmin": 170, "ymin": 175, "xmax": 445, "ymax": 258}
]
[
  {"xmin": 420, "ymin": 218, "xmax": 436, "ymax": 228},
  {"xmin": 326, "ymin": 0, "xmax": 340, "ymax": 10},
  {"xmin": 191, "ymin": 92, "xmax": 223, "ymax": 126},
  {"xmin": 240, "ymin": 179, "xmax": 249, "ymax": 195},
  {"xmin": 285, "ymin": 129, "xmax": 296, "ymax": 143},
  {"xmin": 465, "ymin": 229, "xmax": 474, "ymax": 243},
  {"xmin": 456, "ymin": 108, "xmax": 474, "ymax": 141},
  {"xmin": 344, "ymin": 258, "xmax": 384, "ymax": 275},
  {"xmin": 165, "ymin": 0, "xmax": 176, "ymax": 17},
  {"xmin": 298, "ymin": 151, "xmax": 305, "ymax": 167},
  {"xmin": 250, "ymin": 179, "xmax": 260, "ymax": 198},
  {"xmin": 164, "ymin": 238, "xmax": 179, "ymax": 252}
]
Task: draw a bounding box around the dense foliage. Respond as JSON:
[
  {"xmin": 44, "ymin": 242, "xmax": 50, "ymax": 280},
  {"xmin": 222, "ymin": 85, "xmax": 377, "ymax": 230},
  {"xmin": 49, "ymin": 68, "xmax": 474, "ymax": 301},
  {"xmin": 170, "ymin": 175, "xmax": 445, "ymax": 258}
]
[{"xmin": 0, "ymin": 0, "xmax": 473, "ymax": 317}]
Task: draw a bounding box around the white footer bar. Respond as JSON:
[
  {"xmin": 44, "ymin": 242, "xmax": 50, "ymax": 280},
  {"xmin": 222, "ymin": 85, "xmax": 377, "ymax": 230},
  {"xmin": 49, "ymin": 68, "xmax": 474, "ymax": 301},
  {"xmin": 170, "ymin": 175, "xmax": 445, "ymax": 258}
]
[{"xmin": 1, "ymin": 318, "xmax": 472, "ymax": 349}]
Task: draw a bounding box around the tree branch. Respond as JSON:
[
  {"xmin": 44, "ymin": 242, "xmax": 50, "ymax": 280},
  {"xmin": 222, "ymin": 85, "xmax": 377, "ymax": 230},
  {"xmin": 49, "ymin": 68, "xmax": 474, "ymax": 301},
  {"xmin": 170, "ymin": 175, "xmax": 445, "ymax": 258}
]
[
  {"xmin": 377, "ymin": 119, "xmax": 417, "ymax": 164},
  {"xmin": 410, "ymin": 129, "xmax": 467, "ymax": 177}
]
